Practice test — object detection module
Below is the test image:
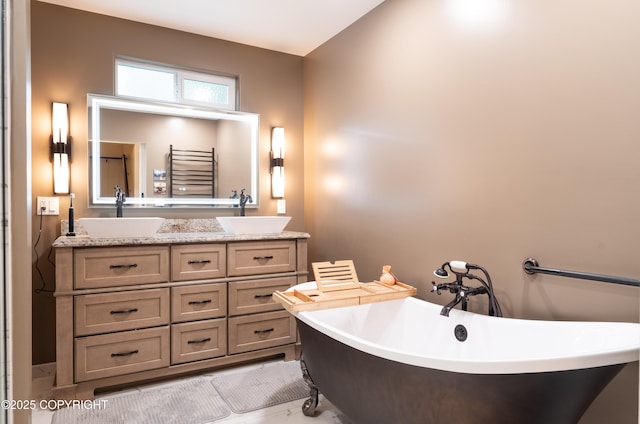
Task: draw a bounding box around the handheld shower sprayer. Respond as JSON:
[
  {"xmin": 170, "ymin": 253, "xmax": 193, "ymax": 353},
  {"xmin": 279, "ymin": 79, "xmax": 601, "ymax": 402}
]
[{"xmin": 433, "ymin": 261, "xmax": 470, "ymax": 282}]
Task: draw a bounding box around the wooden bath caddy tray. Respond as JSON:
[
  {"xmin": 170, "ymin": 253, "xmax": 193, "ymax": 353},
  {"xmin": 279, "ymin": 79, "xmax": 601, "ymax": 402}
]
[{"xmin": 273, "ymin": 260, "xmax": 417, "ymax": 312}]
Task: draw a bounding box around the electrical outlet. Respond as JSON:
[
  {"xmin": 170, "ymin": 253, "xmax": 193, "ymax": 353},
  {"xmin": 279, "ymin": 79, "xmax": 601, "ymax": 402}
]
[{"xmin": 37, "ymin": 196, "xmax": 60, "ymax": 216}]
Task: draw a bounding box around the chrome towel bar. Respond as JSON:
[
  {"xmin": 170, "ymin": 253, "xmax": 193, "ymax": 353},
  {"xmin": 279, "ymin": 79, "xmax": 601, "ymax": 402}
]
[{"xmin": 523, "ymin": 258, "xmax": 640, "ymax": 288}]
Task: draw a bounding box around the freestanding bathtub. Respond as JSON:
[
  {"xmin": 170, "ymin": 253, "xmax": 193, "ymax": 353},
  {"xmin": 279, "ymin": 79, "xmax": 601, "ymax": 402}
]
[{"xmin": 293, "ymin": 295, "xmax": 640, "ymax": 424}]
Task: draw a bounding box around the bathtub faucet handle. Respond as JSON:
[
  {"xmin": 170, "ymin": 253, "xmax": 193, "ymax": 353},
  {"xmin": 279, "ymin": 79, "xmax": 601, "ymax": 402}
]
[{"xmin": 431, "ymin": 281, "xmax": 442, "ymax": 295}]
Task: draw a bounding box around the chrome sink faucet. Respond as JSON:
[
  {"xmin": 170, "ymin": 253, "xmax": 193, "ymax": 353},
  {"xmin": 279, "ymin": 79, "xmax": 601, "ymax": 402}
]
[
  {"xmin": 239, "ymin": 189, "xmax": 252, "ymax": 216},
  {"xmin": 431, "ymin": 261, "xmax": 503, "ymax": 317},
  {"xmin": 115, "ymin": 185, "xmax": 125, "ymax": 217}
]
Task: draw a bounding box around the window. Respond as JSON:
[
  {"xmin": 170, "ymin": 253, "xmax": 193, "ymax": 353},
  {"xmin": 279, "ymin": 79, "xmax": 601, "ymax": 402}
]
[
  {"xmin": 181, "ymin": 72, "xmax": 235, "ymax": 109},
  {"xmin": 116, "ymin": 58, "xmax": 237, "ymax": 110},
  {"xmin": 116, "ymin": 62, "xmax": 177, "ymax": 102}
]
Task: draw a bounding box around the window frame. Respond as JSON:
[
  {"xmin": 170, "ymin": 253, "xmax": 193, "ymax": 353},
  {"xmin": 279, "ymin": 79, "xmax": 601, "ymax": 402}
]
[{"xmin": 115, "ymin": 58, "xmax": 238, "ymax": 111}]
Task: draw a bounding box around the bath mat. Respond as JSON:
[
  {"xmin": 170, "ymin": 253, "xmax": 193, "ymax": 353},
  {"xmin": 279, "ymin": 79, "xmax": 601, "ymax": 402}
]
[
  {"xmin": 52, "ymin": 377, "xmax": 231, "ymax": 424},
  {"xmin": 211, "ymin": 360, "xmax": 309, "ymax": 413}
]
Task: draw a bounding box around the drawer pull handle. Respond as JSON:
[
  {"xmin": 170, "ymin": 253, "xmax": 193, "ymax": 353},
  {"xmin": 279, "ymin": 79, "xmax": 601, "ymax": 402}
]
[
  {"xmin": 187, "ymin": 337, "xmax": 211, "ymax": 344},
  {"xmin": 109, "ymin": 264, "xmax": 138, "ymax": 269},
  {"xmin": 110, "ymin": 349, "xmax": 139, "ymax": 357},
  {"xmin": 254, "ymin": 328, "xmax": 275, "ymax": 334},
  {"xmin": 188, "ymin": 259, "xmax": 212, "ymax": 265},
  {"xmin": 188, "ymin": 299, "xmax": 212, "ymax": 305},
  {"xmin": 110, "ymin": 308, "xmax": 138, "ymax": 315},
  {"xmin": 254, "ymin": 294, "xmax": 272, "ymax": 299},
  {"xmin": 253, "ymin": 255, "xmax": 274, "ymax": 260}
]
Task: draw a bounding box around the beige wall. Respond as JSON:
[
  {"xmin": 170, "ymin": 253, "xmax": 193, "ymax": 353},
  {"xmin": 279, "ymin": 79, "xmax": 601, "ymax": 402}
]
[
  {"xmin": 30, "ymin": 1, "xmax": 304, "ymax": 364},
  {"xmin": 303, "ymin": 0, "xmax": 639, "ymax": 423}
]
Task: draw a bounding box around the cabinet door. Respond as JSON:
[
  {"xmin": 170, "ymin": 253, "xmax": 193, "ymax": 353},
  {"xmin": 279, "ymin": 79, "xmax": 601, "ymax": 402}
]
[
  {"xmin": 171, "ymin": 319, "xmax": 227, "ymax": 364},
  {"xmin": 171, "ymin": 244, "xmax": 226, "ymax": 281},
  {"xmin": 228, "ymin": 310, "xmax": 296, "ymax": 354},
  {"xmin": 171, "ymin": 283, "xmax": 227, "ymax": 323},
  {"xmin": 228, "ymin": 276, "xmax": 296, "ymax": 316},
  {"xmin": 74, "ymin": 246, "xmax": 169, "ymax": 289},
  {"xmin": 227, "ymin": 241, "xmax": 296, "ymax": 277},
  {"xmin": 75, "ymin": 288, "xmax": 170, "ymax": 336}
]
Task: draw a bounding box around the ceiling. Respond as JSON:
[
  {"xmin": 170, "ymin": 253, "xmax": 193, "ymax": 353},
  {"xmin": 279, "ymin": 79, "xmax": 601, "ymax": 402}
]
[{"xmin": 37, "ymin": 0, "xmax": 386, "ymax": 56}]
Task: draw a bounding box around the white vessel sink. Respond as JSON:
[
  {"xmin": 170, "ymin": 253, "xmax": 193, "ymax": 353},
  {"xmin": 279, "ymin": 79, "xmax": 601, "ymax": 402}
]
[
  {"xmin": 217, "ymin": 216, "xmax": 291, "ymax": 234},
  {"xmin": 78, "ymin": 217, "xmax": 164, "ymax": 238}
]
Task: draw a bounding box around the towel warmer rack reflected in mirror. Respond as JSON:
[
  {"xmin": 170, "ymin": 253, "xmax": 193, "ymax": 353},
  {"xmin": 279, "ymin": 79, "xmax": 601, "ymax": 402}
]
[{"xmin": 168, "ymin": 145, "xmax": 215, "ymax": 198}]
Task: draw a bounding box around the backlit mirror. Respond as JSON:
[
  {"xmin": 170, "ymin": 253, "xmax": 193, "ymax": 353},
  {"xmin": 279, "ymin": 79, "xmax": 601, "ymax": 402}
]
[{"xmin": 88, "ymin": 94, "xmax": 259, "ymax": 208}]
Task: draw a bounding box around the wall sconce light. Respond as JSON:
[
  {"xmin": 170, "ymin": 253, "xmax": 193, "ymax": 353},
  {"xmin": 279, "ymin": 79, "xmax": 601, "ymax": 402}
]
[
  {"xmin": 270, "ymin": 127, "xmax": 285, "ymax": 199},
  {"xmin": 51, "ymin": 102, "xmax": 71, "ymax": 194}
]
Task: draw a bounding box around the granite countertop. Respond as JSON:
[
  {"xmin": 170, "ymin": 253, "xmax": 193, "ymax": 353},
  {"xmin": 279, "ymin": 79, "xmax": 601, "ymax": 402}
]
[{"xmin": 52, "ymin": 218, "xmax": 310, "ymax": 248}]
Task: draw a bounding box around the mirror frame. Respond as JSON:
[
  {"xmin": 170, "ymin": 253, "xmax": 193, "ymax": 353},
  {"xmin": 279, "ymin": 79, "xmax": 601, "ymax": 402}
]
[{"xmin": 88, "ymin": 94, "xmax": 259, "ymax": 208}]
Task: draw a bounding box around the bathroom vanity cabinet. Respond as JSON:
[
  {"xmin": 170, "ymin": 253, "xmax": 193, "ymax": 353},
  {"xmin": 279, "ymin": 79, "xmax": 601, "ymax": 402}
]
[{"xmin": 52, "ymin": 229, "xmax": 309, "ymax": 400}]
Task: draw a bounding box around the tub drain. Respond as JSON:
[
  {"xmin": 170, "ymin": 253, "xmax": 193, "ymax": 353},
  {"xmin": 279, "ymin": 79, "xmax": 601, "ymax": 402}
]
[{"xmin": 454, "ymin": 324, "xmax": 468, "ymax": 342}]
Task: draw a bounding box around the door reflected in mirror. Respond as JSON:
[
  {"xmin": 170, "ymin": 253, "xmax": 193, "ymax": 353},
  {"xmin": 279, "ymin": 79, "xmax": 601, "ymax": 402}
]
[
  {"xmin": 97, "ymin": 141, "xmax": 144, "ymax": 198},
  {"xmin": 88, "ymin": 94, "xmax": 259, "ymax": 208}
]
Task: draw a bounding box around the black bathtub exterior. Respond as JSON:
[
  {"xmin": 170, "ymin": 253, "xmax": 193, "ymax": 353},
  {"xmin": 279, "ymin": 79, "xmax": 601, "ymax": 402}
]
[{"xmin": 297, "ymin": 319, "xmax": 628, "ymax": 424}]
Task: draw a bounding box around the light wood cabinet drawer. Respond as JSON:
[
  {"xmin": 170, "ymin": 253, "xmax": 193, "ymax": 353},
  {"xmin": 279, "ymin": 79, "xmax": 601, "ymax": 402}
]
[
  {"xmin": 228, "ymin": 276, "xmax": 296, "ymax": 316},
  {"xmin": 171, "ymin": 244, "xmax": 226, "ymax": 281},
  {"xmin": 171, "ymin": 283, "xmax": 227, "ymax": 323},
  {"xmin": 74, "ymin": 246, "xmax": 170, "ymax": 289},
  {"xmin": 75, "ymin": 288, "xmax": 170, "ymax": 336},
  {"xmin": 227, "ymin": 241, "xmax": 296, "ymax": 277},
  {"xmin": 171, "ymin": 319, "xmax": 227, "ymax": 365},
  {"xmin": 228, "ymin": 310, "xmax": 296, "ymax": 354},
  {"xmin": 75, "ymin": 326, "xmax": 170, "ymax": 382}
]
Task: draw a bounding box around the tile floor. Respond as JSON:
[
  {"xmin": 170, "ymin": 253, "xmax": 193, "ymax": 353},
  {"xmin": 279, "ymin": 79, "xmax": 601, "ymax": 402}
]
[{"xmin": 31, "ymin": 360, "xmax": 348, "ymax": 424}]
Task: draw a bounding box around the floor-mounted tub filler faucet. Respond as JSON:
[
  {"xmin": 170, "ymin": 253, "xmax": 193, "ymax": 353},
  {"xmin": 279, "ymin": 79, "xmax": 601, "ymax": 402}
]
[
  {"xmin": 238, "ymin": 189, "xmax": 252, "ymax": 216},
  {"xmin": 115, "ymin": 185, "xmax": 125, "ymax": 217},
  {"xmin": 431, "ymin": 261, "xmax": 503, "ymax": 317}
]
